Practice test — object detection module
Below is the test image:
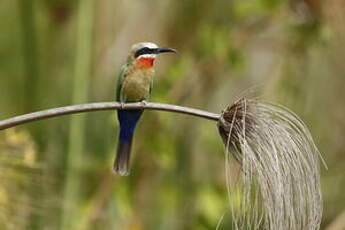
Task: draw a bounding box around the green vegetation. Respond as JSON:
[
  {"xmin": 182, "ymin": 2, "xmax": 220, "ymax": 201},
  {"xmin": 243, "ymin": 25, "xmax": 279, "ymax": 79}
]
[{"xmin": 0, "ymin": 0, "xmax": 344, "ymax": 229}]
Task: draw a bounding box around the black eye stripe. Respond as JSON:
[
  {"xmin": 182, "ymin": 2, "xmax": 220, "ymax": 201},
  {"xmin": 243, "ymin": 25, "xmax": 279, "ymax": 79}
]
[{"xmin": 134, "ymin": 47, "xmax": 155, "ymax": 58}]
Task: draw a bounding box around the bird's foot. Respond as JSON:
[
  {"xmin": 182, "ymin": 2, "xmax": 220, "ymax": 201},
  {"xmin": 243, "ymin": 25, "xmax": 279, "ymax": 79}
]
[
  {"xmin": 120, "ymin": 102, "xmax": 125, "ymax": 109},
  {"xmin": 141, "ymin": 100, "xmax": 148, "ymax": 106}
]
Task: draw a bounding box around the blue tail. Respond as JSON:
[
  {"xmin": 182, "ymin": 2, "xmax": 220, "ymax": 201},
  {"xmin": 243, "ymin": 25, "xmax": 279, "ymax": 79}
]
[{"xmin": 114, "ymin": 109, "xmax": 143, "ymax": 176}]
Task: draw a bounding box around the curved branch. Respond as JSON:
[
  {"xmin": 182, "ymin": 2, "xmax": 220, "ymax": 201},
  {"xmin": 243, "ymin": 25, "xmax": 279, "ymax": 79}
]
[{"xmin": 0, "ymin": 102, "xmax": 220, "ymax": 130}]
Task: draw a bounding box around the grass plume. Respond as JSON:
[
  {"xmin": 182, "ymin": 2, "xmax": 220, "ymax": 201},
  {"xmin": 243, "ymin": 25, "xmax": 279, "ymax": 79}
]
[{"xmin": 218, "ymin": 98, "xmax": 325, "ymax": 230}]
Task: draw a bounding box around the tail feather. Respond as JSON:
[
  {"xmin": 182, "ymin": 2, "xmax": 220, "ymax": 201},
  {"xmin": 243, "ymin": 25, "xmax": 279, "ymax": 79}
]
[
  {"xmin": 114, "ymin": 139, "xmax": 133, "ymax": 176},
  {"xmin": 114, "ymin": 109, "xmax": 143, "ymax": 176}
]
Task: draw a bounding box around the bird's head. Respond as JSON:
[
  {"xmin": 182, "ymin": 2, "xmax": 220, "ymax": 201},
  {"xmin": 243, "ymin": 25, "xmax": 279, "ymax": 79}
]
[{"xmin": 128, "ymin": 42, "xmax": 177, "ymax": 68}]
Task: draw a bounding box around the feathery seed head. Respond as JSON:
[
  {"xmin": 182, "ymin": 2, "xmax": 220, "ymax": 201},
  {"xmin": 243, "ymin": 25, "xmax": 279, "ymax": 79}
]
[{"xmin": 218, "ymin": 98, "xmax": 325, "ymax": 230}]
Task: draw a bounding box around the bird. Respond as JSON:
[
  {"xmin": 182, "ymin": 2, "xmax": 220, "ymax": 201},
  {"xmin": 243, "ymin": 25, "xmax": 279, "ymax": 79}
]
[{"xmin": 114, "ymin": 42, "xmax": 177, "ymax": 176}]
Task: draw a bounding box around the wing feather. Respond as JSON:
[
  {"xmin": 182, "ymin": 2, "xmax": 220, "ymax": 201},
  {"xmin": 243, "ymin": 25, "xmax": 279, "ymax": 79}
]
[{"xmin": 116, "ymin": 64, "xmax": 128, "ymax": 102}]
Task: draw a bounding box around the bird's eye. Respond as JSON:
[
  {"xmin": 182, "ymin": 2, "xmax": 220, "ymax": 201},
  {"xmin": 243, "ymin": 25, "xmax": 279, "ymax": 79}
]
[{"xmin": 134, "ymin": 47, "xmax": 152, "ymax": 58}]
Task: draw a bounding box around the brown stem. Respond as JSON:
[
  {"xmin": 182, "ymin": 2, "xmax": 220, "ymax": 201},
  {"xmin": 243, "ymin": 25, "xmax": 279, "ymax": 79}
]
[{"xmin": 0, "ymin": 102, "xmax": 220, "ymax": 130}]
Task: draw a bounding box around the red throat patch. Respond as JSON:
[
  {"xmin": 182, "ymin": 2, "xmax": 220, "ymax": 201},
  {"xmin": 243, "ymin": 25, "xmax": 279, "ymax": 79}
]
[{"xmin": 137, "ymin": 57, "xmax": 155, "ymax": 68}]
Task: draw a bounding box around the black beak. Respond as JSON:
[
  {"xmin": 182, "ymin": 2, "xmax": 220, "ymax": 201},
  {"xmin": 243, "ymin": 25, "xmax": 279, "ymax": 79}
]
[{"xmin": 155, "ymin": 47, "xmax": 177, "ymax": 54}]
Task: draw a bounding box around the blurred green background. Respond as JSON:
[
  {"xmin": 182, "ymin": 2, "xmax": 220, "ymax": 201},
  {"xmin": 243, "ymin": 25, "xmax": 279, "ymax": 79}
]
[{"xmin": 0, "ymin": 0, "xmax": 345, "ymax": 229}]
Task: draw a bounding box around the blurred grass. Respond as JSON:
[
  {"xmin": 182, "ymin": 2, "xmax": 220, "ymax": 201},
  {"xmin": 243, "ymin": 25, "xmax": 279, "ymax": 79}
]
[
  {"xmin": 62, "ymin": 0, "xmax": 94, "ymax": 229},
  {"xmin": 0, "ymin": 0, "xmax": 345, "ymax": 229}
]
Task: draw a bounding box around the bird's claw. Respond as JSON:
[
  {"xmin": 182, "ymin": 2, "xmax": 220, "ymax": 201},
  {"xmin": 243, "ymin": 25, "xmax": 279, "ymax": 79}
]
[
  {"xmin": 120, "ymin": 102, "xmax": 125, "ymax": 109},
  {"xmin": 141, "ymin": 100, "xmax": 148, "ymax": 106}
]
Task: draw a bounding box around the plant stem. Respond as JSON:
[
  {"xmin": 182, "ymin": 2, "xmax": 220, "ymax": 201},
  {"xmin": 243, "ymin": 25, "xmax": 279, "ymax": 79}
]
[
  {"xmin": 0, "ymin": 102, "xmax": 220, "ymax": 130},
  {"xmin": 61, "ymin": 0, "xmax": 94, "ymax": 229},
  {"xmin": 18, "ymin": 0, "xmax": 39, "ymax": 112}
]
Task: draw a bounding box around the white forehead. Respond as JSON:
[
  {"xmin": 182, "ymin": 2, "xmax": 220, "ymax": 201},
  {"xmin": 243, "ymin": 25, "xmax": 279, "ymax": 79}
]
[{"xmin": 131, "ymin": 42, "xmax": 158, "ymax": 51}]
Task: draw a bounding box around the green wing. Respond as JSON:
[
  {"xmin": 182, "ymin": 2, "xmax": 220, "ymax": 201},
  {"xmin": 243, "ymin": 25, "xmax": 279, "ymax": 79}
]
[
  {"xmin": 116, "ymin": 64, "xmax": 128, "ymax": 102},
  {"xmin": 149, "ymin": 77, "xmax": 153, "ymax": 98}
]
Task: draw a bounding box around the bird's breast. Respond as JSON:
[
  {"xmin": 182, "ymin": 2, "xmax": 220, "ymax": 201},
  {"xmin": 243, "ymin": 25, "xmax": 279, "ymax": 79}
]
[{"xmin": 122, "ymin": 68, "xmax": 154, "ymax": 102}]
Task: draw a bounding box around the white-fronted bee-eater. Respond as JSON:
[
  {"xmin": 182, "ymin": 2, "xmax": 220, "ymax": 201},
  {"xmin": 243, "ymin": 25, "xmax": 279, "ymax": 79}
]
[{"xmin": 115, "ymin": 42, "xmax": 177, "ymax": 176}]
